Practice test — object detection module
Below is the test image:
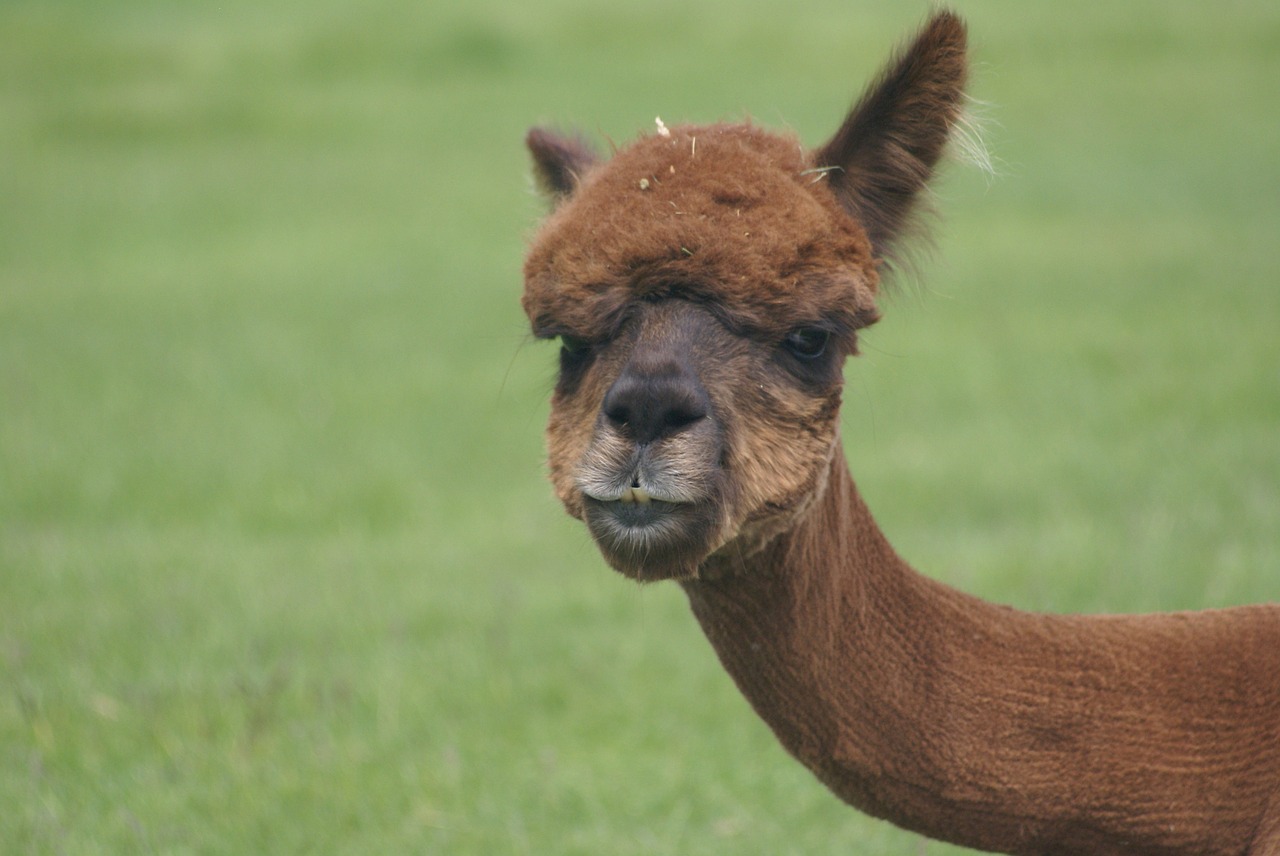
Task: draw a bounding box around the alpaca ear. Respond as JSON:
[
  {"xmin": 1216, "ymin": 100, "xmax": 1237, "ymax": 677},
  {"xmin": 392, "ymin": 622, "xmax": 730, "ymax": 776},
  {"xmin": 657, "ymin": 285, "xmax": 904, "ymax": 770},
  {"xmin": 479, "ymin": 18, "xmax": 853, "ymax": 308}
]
[
  {"xmin": 813, "ymin": 10, "xmax": 968, "ymax": 260},
  {"xmin": 526, "ymin": 127, "xmax": 599, "ymax": 204}
]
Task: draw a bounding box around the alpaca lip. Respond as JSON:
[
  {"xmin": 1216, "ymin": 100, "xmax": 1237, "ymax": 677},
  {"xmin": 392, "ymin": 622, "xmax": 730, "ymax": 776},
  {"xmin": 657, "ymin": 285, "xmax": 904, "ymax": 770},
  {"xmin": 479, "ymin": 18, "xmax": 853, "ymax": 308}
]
[
  {"xmin": 587, "ymin": 495, "xmax": 685, "ymax": 527},
  {"xmin": 581, "ymin": 494, "xmax": 714, "ymax": 581},
  {"xmin": 581, "ymin": 483, "xmax": 692, "ymax": 505},
  {"xmin": 614, "ymin": 485, "xmax": 693, "ymax": 506}
]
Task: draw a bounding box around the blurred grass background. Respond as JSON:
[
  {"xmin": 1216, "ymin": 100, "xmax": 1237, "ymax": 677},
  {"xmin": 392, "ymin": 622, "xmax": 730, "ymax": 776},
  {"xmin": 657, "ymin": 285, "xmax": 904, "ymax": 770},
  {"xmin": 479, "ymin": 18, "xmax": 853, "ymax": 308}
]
[{"xmin": 2, "ymin": 0, "xmax": 1277, "ymax": 852}]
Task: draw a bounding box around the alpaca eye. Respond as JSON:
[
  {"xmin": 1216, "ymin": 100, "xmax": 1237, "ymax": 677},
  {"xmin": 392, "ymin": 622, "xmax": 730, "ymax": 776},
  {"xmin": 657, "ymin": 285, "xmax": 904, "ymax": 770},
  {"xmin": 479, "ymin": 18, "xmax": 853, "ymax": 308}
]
[
  {"xmin": 784, "ymin": 328, "xmax": 831, "ymax": 360},
  {"xmin": 559, "ymin": 335, "xmax": 591, "ymax": 357}
]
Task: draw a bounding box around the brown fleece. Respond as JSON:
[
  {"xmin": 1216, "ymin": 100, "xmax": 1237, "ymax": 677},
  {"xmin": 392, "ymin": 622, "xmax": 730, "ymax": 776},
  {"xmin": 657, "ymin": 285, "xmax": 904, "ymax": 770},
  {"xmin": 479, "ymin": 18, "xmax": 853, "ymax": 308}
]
[
  {"xmin": 523, "ymin": 122, "xmax": 881, "ymax": 355},
  {"xmin": 685, "ymin": 452, "xmax": 1280, "ymax": 855},
  {"xmin": 521, "ymin": 10, "xmax": 1280, "ymax": 855}
]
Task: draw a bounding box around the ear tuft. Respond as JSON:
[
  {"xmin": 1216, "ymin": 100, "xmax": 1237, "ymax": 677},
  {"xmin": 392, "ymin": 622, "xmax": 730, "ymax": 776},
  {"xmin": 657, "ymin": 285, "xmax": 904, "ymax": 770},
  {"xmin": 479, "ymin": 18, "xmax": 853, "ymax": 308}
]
[
  {"xmin": 526, "ymin": 127, "xmax": 599, "ymax": 205},
  {"xmin": 813, "ymin": 10, "xmax": 968, "ymax": 262}
]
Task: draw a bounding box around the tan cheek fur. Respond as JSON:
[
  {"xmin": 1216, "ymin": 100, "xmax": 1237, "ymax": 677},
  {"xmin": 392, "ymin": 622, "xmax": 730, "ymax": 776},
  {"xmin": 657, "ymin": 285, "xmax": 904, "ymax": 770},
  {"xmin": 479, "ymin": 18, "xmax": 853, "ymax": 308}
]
[
  {"xmin": 545, "ymin": 383, "xmax": 604, "ymax": 521},
  {"xmin": 711, "ymin": 375, "xmax": 843, "ymax": 559}
]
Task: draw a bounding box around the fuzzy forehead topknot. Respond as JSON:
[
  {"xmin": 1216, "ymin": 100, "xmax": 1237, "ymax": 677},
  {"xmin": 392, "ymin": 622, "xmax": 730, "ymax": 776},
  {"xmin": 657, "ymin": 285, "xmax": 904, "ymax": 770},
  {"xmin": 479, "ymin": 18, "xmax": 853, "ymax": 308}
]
[{"xmin": 522, "ymin": 122, "xmax": 880, "ymax": 343}]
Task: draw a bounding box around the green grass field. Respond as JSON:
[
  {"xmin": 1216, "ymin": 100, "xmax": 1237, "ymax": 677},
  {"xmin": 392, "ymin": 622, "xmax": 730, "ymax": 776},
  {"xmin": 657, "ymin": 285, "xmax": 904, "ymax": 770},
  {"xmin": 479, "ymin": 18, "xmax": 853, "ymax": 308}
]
[{"xmin": 3, "ymin": 0, "xmax": 1277, "ymax": 852}]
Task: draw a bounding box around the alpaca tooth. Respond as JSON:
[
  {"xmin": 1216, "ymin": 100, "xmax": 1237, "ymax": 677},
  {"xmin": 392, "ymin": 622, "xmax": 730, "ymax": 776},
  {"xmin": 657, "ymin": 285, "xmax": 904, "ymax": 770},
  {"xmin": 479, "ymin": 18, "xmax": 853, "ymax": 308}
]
[{"xmin": 614, "ymin": 486, "xmax": 653, "ymax": 504}]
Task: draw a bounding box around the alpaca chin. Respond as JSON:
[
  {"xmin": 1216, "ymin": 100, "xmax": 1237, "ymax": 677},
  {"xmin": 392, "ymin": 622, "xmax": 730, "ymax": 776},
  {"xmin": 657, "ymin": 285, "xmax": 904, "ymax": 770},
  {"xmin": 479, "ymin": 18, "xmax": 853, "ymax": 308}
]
[{"xmin": 581, "ymin": 494, "xmax": 724, "ymax": 581}]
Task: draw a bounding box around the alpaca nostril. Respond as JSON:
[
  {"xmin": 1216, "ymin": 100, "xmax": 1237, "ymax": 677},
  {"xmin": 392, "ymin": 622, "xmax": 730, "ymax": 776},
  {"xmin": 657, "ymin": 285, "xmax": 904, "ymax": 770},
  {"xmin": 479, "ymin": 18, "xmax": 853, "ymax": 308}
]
[
  {"xmin": 604, "ymin": 400, "xmax": 632, "ymax": 429},
  {"xmin": 664, "ymin": 403, "xmax": 704, "ymax": 430}
]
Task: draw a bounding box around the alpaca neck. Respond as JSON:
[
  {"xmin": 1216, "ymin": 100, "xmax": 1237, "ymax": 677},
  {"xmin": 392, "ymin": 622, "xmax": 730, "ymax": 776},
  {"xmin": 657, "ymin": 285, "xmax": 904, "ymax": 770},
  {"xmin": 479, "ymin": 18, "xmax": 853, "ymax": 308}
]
[
  {"xmin": 683, "ymin": 449, "xmax": 975, "ymax": 833},
  {"xmin": 679, "ymin": 445, "xmax": 1280, "ymax": 855}
]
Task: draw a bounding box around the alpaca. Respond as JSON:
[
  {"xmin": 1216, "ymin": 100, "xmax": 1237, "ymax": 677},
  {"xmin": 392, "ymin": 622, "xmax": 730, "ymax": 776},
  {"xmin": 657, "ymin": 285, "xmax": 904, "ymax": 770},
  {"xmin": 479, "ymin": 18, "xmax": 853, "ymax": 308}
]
[{"xmin": 520, "ymin": 12, "xmax": 1280, "ymax": 855}]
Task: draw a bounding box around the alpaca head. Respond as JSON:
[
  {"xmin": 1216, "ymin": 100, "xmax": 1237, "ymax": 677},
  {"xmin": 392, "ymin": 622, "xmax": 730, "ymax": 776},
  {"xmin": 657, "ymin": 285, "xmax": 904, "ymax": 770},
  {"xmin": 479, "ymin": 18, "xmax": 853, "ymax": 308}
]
[{"xmin": 522, "ymin": 12, "xmax": 968, "ymax": 580}]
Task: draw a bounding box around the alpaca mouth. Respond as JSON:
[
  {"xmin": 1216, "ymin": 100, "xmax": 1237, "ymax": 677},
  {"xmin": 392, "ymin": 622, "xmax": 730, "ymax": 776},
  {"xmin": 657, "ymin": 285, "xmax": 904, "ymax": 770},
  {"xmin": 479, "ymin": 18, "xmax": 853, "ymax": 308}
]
[
  {"xmin": 588, "ymin": 493, "xmax": 687, "ymax": 528},
  {"xmin": 574, "ymin": 428, "xmax": 726, "ymax": 580},
  {"xmin": 581, "ymin": 492, "xmax": 719, "ymax": 581}
]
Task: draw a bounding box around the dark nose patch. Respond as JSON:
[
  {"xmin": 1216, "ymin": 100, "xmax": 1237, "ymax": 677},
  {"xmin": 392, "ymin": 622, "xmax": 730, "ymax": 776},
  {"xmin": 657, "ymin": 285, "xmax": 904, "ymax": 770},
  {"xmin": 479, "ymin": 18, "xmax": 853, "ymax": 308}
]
[
  {"xmin": 602, "ymin": 360, "xmax": 710, "ymax": 445},
  {"xmin": 599, "ymin": 301, "xmax": 718, "ymax": 446}
]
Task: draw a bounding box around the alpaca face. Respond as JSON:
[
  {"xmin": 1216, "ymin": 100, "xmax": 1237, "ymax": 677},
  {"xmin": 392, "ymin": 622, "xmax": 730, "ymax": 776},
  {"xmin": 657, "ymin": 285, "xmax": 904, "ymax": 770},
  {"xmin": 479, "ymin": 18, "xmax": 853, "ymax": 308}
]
[
  {"xmin": 549, "ymin": 294, "xmax": 852, "ymax": 580},
  {"xmin": 523, "ymin": 12, "xmax": 969, "ymax": 578},
  {"xmin": 523, "ymin": 126, "xmax": 880, "ymax": 580}
]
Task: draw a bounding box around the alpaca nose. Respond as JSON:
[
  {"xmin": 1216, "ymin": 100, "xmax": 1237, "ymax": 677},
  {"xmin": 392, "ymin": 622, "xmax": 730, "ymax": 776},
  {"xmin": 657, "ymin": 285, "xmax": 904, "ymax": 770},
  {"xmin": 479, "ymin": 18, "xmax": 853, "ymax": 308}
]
[{"xmin": 602, "ymin": 360, "xmax": 710, "ymax": 445}]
